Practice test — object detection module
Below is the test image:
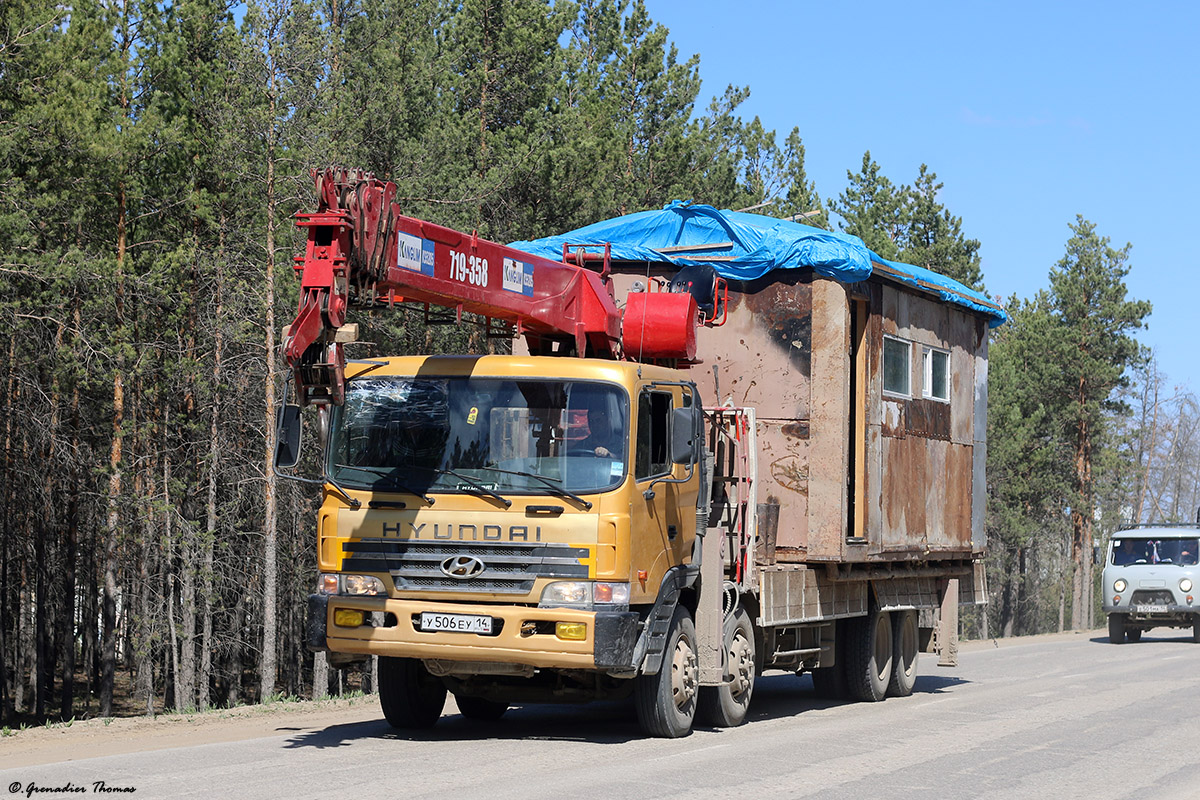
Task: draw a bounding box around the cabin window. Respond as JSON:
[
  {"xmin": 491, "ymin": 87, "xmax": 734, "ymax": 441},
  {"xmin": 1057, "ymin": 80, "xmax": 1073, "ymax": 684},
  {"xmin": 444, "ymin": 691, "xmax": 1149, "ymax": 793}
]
[
  {"xmin": 635, "ymin": 391, "xmax": 672, "ymax": 480},
  {"xmin": 882, "ymin": 336, "xmax": 911, "ymax": 397},
  {"xmin": 923, "ymin": 347, "xmax": 950, "ymax": 402}
]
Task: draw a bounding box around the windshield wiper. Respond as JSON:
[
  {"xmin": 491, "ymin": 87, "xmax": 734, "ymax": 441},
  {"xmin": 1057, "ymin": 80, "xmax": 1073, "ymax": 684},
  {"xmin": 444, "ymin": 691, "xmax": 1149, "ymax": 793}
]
[
  {"xmin": 477, "ymin": 466, "xmax": 593, "ymax": 510},
  {"xmin": 332, "ymin": 464, "xmax": 434, "ymax": 505},
  {"xmin": 430, "ymin": 467, "xmax": 512, "ymax": 508}
]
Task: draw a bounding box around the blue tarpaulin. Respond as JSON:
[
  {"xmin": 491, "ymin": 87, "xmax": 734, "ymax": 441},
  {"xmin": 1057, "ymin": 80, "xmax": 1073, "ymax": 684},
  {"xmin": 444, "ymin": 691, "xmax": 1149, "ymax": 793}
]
[{"xmin": 510, "ymin": 201, "xmax": 1006, "ymax": 327}]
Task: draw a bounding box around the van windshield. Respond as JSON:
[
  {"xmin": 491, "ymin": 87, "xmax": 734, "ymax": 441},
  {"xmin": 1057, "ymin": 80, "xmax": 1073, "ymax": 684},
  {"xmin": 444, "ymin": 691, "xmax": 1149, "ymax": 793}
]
[
  {"xmin": 328, "ymin": 376, "xmax": 628, "ymax": 496},
  {"xmin": 1110, "ymin": 538, "xmax": 1199, "ymax": 566}
]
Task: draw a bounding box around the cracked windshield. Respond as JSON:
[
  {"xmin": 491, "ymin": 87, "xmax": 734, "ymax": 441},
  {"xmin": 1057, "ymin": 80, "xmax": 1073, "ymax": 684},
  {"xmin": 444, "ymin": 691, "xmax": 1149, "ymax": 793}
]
[{"xmin": 329, "ymin": 376, "xmax": 628, "ymax": 495}]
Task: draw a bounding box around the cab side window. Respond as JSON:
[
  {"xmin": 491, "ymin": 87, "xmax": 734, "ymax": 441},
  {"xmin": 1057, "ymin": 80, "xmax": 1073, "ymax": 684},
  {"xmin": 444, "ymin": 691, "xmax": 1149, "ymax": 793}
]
[{"xmin": 636, "ymin": 391, "xmax": 672, "ymax": 480}]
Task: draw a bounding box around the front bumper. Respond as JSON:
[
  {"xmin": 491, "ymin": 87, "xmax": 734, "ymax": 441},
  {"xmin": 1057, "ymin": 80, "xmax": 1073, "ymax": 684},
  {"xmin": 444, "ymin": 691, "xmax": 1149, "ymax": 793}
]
[
  {"xmin": 1103, "ymin": 602, "xmax": 1199, "ymax": 622},
  {"xmin": 306, "ymin": 593, "xmax": 639, "ymax": 672}
]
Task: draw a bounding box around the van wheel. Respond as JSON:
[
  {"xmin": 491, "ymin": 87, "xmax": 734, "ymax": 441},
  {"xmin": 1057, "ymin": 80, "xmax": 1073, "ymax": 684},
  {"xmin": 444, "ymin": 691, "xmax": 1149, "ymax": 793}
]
[
  {"xmin": 454, "ymin": 694, "xmax": 508, "ymax": 721},
  {"xmin": 1125, "ymin": 628, "xmax": 1142, "ymax": 643},
  {"xmin": 379, "ymin": 657, "xmax": 446, "ymax": 728},
  {"xmin": 888, "ymin": 610, "xmax": 919, "ymax": 697},
  {"xmin": 1107, "ymin": 614, "xmax": 1127, "ymax": 644},
  {"xmin": 847, "ymin": 607, "xmax": 893, "ymax": 702},
  {"xmin": 698, "ymin": 607, "xmax": 755, "ymax": 727},
  {"xmin": 1192, "ymin": 618, "xmax": 1200, "ymax": 643},
  {"xmin": 635, "ymin": 606, "xmax": 698, "ymax": 738}
]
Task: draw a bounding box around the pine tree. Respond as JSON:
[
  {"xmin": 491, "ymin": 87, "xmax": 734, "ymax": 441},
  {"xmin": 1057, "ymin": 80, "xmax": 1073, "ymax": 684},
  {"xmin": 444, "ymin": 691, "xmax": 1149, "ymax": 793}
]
[
  {"xmin": 1048, "ymin": 217, "xmax": 1151, "ymax": 630},
  {"xmin": 831, "ymin": 151, "xmax": 907, "ymax": 259},
  {"xmin": 898, "ymin": 164, "xmax": 984, "ymax": 290}
]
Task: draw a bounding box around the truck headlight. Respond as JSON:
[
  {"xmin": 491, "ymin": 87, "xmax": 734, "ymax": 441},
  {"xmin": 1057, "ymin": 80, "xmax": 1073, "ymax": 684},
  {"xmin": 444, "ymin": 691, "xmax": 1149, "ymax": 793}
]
[
  {"xmin": 1113, "ymin": 578, "xmax": 1128, "ymax": 593},
  {"xmin": 1180, "ymin": 578, "xmax": 1193, "ymax": 593},
  {"xmin": 317, "ymin": 573, "xmax": 386, "ymax": 596},
  {"xmin": 344, "ymin": 574, "xmax": 385, "ymax": 595},
  {"xmin": 539, "ymin": 581, "xmax": 630, "ymax": 608}
]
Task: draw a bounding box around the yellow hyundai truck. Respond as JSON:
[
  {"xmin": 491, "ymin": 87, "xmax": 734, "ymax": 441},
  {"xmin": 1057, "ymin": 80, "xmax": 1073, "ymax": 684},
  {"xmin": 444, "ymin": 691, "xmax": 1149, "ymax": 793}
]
[{"xmin": 278, "ymin": 168, "xmax": 1005, "ymax": 737}]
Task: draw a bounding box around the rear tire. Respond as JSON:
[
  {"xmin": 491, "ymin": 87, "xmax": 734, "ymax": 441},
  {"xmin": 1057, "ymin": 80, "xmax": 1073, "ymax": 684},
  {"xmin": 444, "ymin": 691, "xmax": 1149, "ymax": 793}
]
[
  {"xmin": 635, "ymin": 606, "xmax": 698, "ymax": 738},
  {"xmin": 1125, "ymin": 627, "xmax": 1143, "ymax": 643},
  {"xmin": 887, "ymin": 610, "xmax": 919, "ymax": 697},
  {"xmin": 847, "ymin": 607, "xmax": 893, "ymax": 702},
  {"xmin": 1192, "ymin": 618, "xmax": 1200, "ymax": 643},
  {"xmin": 697, "ymin": 607, "xmax": 755, "ymax": 728},
  {"xmin": 379, "ymin": 657, "xmax": 447, "ymax": 729},
  {"xmin": 454, "ymin": 694, "xmax": 508, "ymax": 721},
  {"xmin": 1108, "ymin": 614, "xmax": 1127, "ymax": 644}
]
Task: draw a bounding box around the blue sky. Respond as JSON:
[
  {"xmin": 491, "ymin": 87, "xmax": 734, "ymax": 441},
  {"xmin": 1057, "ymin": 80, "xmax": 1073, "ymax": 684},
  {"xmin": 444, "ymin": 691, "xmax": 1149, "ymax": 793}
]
[{"xmin": 644, "ymin": 0, "xmax": 1198, "ymax": 392}]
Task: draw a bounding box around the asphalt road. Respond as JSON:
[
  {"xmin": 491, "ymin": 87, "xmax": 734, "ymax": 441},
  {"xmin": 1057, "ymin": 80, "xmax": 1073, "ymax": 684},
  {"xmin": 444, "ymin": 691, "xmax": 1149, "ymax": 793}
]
[{"xmin": 3, "ymin": 629, "xmax": 1198, "ymax": 800}]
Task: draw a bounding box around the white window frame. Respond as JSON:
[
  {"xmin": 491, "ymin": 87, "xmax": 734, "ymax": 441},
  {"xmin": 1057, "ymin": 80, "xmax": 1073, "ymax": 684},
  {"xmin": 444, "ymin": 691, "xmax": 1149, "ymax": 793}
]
[
  {"xmin": 882, "ymin": 335, "xmax": 912, "ymax": 398},
  {"xmin": 922, "ymin": 346, "xmax": 950, "ymax": 402}
]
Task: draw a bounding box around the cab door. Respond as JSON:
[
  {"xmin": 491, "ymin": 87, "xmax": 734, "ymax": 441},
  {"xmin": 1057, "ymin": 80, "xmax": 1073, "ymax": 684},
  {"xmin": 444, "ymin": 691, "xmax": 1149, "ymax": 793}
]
[{"xmin": 630, "ymin": 385, "xmax": 699, "ymax": 588}]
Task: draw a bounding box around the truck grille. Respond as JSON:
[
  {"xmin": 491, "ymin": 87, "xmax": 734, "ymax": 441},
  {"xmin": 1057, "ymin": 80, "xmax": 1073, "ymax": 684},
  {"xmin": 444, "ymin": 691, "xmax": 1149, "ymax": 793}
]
[{"xmin": 341, "ymin": 539, "xmax": 590, "ymax": 594}]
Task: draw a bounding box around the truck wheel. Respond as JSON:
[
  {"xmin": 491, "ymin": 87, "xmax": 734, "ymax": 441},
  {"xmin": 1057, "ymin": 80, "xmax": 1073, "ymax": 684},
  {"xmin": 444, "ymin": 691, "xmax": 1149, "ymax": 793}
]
[
  {"xmin": 378, "ymin": 657, "xmax": 446, "ymax": 729},
  {"xmin": 846, "ymin": 606, "xmax": 892, "ymax": 702},
  {"xmin": 1193, "ymin": 618, "xmax": 1200, "ymax": 643},
  {"xmin": 887, "ymin": 610, "xmax": 919, "ymax": 697},
  {"xmin": 454, "ymin": 694, "xmax": 508, "ymax": 721},
  {"xmin": 810, "ymin": 620, "xmax": 849, "ymax": 699},
  {"xmin": 635, "ymin": 606, "xmax": 698, "ymax": 738},
  {"xmin": 1107, "ymin": 613, "xmax": 1127, "ymax": 644},
  {"xmin": 1125, "ymin": 628, "xmax": 1143, "ymax": 643},
  {"xmin": 698, "ymin": 607, "xmax": 755, "ymax": 727}
]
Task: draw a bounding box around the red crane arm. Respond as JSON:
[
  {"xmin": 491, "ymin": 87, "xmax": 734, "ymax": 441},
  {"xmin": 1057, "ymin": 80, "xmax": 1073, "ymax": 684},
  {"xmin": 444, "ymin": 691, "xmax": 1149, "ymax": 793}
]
[{"xmin": 283, "ymin": 167, "xmax": 622, "ymax": 405}]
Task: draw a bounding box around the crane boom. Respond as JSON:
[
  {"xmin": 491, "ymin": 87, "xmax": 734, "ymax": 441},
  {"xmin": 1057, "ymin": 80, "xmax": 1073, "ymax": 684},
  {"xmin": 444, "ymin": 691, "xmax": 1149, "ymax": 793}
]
[{"xmin": 284, "ymin": 167, "xmax": 623, "ymax": 405}]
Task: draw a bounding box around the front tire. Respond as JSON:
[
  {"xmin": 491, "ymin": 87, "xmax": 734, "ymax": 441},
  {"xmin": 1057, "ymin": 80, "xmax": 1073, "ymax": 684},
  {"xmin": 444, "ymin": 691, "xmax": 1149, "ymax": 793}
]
[
  {"xmin": 1125, "ymin": 627, "xmax": 1143, "ymax": 643},
  {"xmin": 698, "ymin": 607, "xmax": 755, "ymax": 727},
  {"xmin": 1192, "ymin": 618, "xmax": 1200, "ymax": 643},
  {"xmin": 635, "ymin": 606, "xmax": 698, "ymax": 738},
  {"xmin": 1108, "ymin": 613, "xmax": 1127, "ymax": 644},
  {"xmin": 847, "ymin": 606, "xmax": 893, "ymax": 702},
  {"xmin": 379, "ymin": 657, "xmax": 447, "ymax": 729},
  {"xmin": 888, "ymin": 610, "xmax": 919, "ymax": 697}
]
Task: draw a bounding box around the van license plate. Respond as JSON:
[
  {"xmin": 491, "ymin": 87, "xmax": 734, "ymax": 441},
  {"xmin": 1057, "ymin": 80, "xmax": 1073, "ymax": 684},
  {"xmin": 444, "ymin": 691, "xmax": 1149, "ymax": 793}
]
[
  {"xmin": 1135, "ymin": 604, "xmax": 1168, "ymax": 613},
  {"xmin": 420, "ymin": 612, "xmax": 492, "ymax": 634}
]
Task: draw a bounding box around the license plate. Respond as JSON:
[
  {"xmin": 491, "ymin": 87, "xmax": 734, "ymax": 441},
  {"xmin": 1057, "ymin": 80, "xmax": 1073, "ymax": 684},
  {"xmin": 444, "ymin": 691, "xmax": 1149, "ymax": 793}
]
[
  {"xmin": 420, "ymin": 612, "xmax": 493, "ymax": 634},
  {"xmin": 1135, "ymin": 604, "xmax": 1168, "ymax": 613}
]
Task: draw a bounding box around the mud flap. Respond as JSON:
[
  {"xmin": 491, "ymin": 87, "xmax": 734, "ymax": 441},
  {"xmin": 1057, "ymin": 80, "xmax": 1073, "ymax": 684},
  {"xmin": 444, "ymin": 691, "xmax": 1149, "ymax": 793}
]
[
  {"xmin": 306, "ymin": 594, "xmax": 330, "ymax": 653},
  {"xmin": 936, "ymin": 578, "xmax": 959, "ymax": 667}
]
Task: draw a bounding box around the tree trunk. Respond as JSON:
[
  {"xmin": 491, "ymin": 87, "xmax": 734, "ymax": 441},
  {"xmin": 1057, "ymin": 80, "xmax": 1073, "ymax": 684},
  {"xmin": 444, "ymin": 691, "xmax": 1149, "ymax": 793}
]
[
  {"xmin": 200, "ymin": 216, "xmax": 226, "ymax": 711},
  {"xmin": 260, "ymin": 71, "xmax": 280, "ymax": 702}
]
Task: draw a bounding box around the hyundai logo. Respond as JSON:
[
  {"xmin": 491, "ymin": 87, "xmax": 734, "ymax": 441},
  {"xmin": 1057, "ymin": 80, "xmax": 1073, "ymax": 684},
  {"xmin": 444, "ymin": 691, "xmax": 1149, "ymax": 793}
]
[{"xmin": 440, "ymin": 555, "xmax": 486, "ymax": 580}]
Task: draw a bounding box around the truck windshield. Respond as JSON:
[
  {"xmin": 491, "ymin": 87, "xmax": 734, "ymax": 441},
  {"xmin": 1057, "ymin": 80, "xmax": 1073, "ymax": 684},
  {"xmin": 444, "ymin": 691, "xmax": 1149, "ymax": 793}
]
[
  {"xmin": 1110, "ymin": 538, "xmax": 1199, "ymax": 566},
  {"xmin": 327, "ymin": 376, "xmax": 628, "ymax": 496}
]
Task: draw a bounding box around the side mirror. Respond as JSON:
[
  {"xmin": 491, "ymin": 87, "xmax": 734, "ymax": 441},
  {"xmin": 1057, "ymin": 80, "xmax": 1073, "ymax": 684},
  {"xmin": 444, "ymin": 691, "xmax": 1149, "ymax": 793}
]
[
  {"xmin": 274, "ymin": 404, "xmax": 302, "ymax": 469},
  {"xmin": 670, "ymin": 406, "xmax": 703, "ymax": 465}
]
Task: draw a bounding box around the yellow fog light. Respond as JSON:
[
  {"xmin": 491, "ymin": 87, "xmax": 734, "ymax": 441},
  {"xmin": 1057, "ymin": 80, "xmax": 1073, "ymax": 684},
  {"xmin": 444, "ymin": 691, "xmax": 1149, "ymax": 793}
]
[
  {"xmin": 334, "ymin": 609, "xmax": 365, "ymax": 627},
  {"xmin": 556, "ymin": 622, "xmax": 587, "ymax": 641}
]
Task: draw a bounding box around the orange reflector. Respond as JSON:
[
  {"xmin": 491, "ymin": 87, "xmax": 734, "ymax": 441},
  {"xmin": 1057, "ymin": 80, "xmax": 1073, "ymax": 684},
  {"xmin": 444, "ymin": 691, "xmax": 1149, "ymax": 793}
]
[
  {"xmin": 1113, "ymin": 596, "xmax": 1120, "ymax": 604},
  {"xmin": 334, "ymin": 609, "xmax": 365, "ymax": 627}
]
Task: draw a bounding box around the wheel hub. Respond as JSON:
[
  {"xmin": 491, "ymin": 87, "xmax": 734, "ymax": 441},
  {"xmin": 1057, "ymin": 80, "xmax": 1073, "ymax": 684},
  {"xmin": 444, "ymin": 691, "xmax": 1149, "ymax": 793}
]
[
  {"xmin": 671, "ymin": 638, "xmax": 698, "ymax": 708},
  {"xmin": 728, "ymin": 632, "xmax": 753, "ymax": 697}
]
